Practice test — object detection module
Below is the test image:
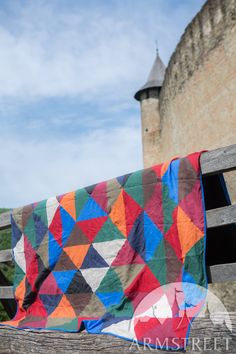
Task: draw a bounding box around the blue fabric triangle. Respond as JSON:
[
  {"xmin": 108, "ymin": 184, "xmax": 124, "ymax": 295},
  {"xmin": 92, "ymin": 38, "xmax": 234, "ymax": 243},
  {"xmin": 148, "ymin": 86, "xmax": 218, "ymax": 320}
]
[
  {"xmin": 60, "ymin": 207, "xmax": 76, "ymax": 247},
  {"xmin": 162, "ymin": 159, "xmax": 180, "ymax": 204},
  {"xmin": 39, "ymin": 294, "xmax": 63, "ymax": 315},
  {"xmin": 52, "ymin": 270, "xmax": 77, "ymax": 293},
  {"xmin": 33, "ymin": 213, "xmax": 48, "ymax": 248},
  {"xmin": 11, "ymin": 215, "xmax": 22, "ymax": 249},
  {"xmin": 49, "ymin": 231, "xmax": 63, "ymax": 270},
  {"xmin": 77, "ymin": 197, "xmax": 107, "ymax": 221},
  {"xmin": 128, "ymin": 212, "xmax": 145, "ymax": 260},
  {"xmin": 81, "ymin": 245, "xmax": 109, "ymax": 269},
  {"xmin": 96, "ymin": 292, "xmax": 124, "ymax": 307},
  {"xmin": 144, "ymin": 212, "xmax": 163, "ymax": 261}
]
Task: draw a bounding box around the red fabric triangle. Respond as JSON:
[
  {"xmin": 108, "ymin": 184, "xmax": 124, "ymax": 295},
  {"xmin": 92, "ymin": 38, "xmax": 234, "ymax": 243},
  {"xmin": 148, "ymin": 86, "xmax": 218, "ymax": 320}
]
[
  {"xmin": 179, "ymin": 181, "xmax": 204, "ymax": 231},
  {"xmin": 151, "ymin": 164, "xmax": 162, "ymax": 178},
  {"xmin": 77, "ymin": 216, "xmax": 108, "ymax": 242},
  {"xmin": 91, "ymin": 181, "xmax": 108, "ymax": 213},
  {"xmin": 24, "ymin": 235, "xmax": 38, "ymax": 289},
  {"xmin": 123, "ymin": 191, "xmax": 142, "ymax": 236},
  {"xmin": 125, "ymin": 265, "xmax": 160, "ymax": 295},
  {"xmin": 112, "ymin": 240, "xmax": 145, "ymax": 266},
  {"xmin": 49, "ymin": 207, "xmax": 63, "ymax": 247},
  {"xmin": 134, "ymin": 317, "xmax": 161, "ymax": 341},
  {"xmin": 39, "ymin": 272, "xmax": 63, "ymax": 295},
  {"xmin": 186, "ymin": 152, "xmax": 202, "ymax": 173},
  {"xmin": 27, "ymin": 297, "xmax": 47, "ymax": 317},
  {"xmin": 164, "ymin": 208, "xmax": 182, "ymax": 262},
  {"xmin": 144, "ymin": 183, "xmax": 164, "ymax": 233}
]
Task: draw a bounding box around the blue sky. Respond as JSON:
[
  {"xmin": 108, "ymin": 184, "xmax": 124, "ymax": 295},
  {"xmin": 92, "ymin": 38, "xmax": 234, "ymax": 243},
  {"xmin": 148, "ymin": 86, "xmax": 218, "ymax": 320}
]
[{"xmin": 0, "ymin": 0, "xmax": 205, "ymax": 207}]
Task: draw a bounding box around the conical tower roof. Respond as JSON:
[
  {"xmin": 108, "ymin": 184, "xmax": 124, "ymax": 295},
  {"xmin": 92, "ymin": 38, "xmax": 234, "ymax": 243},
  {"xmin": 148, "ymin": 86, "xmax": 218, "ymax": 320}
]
[{"xmin": 134, "ymin": 51, "xmax": 166, "ymax": 101}]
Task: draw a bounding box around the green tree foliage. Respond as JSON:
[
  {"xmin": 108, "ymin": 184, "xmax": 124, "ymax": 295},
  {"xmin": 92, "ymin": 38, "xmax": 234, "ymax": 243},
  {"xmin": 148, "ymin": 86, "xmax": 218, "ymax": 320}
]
[{"xmin": 0, "ymin": 209, "xmax": 14, "ymax": 320}]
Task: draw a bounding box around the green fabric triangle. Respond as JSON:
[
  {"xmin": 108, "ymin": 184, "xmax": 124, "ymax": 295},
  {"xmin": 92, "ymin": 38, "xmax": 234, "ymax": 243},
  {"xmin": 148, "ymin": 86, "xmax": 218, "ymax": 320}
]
[
  {"xmin": 162, "ymin": 183, "xmax": 177, "ymax": 234},
  {"xmin": 34, "ymin": 200, "xmax": 48, "ymax": 226},
  {"xmin": 147, "ymin": 238, "xmax": 166, "ymax": 285},
  {"xmin": 94, "ymin": 218, "xmax": 125, "ymax": 243},
  {"xmin": 184, "ymin": 238, "xmax": 206, "ymax": 287},
  {"xmin": 124, "ymin": 170, "xmax": 144, "ymax": 208},
  {"xmin": 14, "ymin": 263, "xmax": 25, "ymax": 288},
  {"xmin": 96, "ymin": 268, "xmax": 123, "ymax": 293},
  {"xmin": 108, "ymin": 296, "xmax": 134, "ymax": 318},
  {"xmin": 24, "ymin": 215, "xmax": 36, "ymax": 248},
  {"xmin": 47, "ymin": 317, "xmax": 77, "ymax": 331},
  {"xmin": 75, "ymin": 188, "xmax": 90, "ymax": 219}
]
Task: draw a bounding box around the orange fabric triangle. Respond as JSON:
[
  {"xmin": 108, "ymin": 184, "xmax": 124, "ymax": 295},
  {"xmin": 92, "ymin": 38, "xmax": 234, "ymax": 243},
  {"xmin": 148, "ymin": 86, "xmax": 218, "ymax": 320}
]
[
  {"xmin": 49, "ymin": 294, "xmax": 76, "ymax": 318},
  {"xmin": 64, "ymin": 244, "xmax": 90, "ymax": 268},
  {"xmin": 161, "ymin": 160, "xmax": 170, "ymax": 177},
  {"xmin": 109, "ymin": 190, "xmax": 127, "ymax": 237},
  {"xmin": 15, "ymin": 276, "xmax": 26, "ymax": 309},
  {"xmin": 177, "ymin": 206, "xmax": 204, "ymax": 261},
  {"xmin": 60, "ymin": 191, "xmax": 76, "ymax": 220}
]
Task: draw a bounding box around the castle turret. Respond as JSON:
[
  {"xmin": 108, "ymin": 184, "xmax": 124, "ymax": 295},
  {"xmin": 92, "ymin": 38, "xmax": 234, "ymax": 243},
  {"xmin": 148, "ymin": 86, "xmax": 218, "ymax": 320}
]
[{"xmin": 134, "ymin": 50, "xmax": 165, "ymax": 168}]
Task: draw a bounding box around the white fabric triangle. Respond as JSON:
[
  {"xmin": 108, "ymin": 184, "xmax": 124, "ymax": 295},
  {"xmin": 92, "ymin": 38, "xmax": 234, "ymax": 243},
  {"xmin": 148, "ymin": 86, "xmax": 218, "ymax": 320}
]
[
  {"xmin": 46, "ymin": 196, "xmax": 60, "ymax": 226},
  {"xmin": 93, "ymin": 239, "xmax": 125, "ymax": 266},
  {"xmin": 80, "ymin": 267, "xmax": 109, "ymax": 292},
  {"xmin": 13, "ymin": 233, "xmax": 26, "ymax": 273}
]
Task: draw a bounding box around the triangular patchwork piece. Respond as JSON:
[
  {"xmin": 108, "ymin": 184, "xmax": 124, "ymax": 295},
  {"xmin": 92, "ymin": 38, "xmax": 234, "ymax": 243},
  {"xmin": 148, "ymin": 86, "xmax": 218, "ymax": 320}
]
[
  {"xmin": 77, "ymin": 197, "xmax": 107, "ymax": 221},
  {"xmin": 109, "ymin": 190, "xmax": 127, "ymax": 237},
  {"xmin": 52, "ymin": 270, "xmax": 77, "ymax": 293},
  {"xmin": 111, "ymin": 239, "xmax": 145, "ymax": 266},
  {"xmin": 81, "ymin": 245, "xmax": 109, "ymax": 269},
  {"xmin": 49, "ymin": 294, "xmax": 76, "ymax": 318},
  {"xmin": 94, "ymin": 218, "xmax": 125, "ymax": 243},
  {"xmin": 93, "ymin": 239, "xmax": 126, "ymax": 266},
  {"xmin": 39, "ymin": 294, "xmax": 63, "ymax": 315},
  {"xmin": 66, "ymin": 270, "xmax": 93, "ymax": 294},
  {"xmin": 64, "ymin": 244, "xmax": 90, "ymax": 269},
  {"xmin": 77, "ymin": 216, "xmax": 107, "ymax": 242},
  {"xmin": 80, "ymin": 267, "xmax": 109, "ymax": 292}
]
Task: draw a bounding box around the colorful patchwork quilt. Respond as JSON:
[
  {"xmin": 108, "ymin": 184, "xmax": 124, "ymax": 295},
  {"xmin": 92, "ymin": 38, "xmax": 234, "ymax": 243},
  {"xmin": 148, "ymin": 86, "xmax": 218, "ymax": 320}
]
[{"xmin": 3, "ymin": 152, "xmax": 207, "ymax": 350}]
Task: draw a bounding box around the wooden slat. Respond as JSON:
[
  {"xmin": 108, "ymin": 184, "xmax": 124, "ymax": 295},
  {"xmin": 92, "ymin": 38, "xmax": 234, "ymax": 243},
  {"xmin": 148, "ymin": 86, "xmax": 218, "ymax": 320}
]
[
  {"xmin": 208, "ymin": 262, "xmax": 236, "ymax": 283},
  {"xmin": 0, "ymin": 211, "xmax": 11, "ymax": 230},
  {"xmin": 0, "ymin": 313, "xmax": 235, "ymax": 353},
  {"xmin": 0, "ymin": 249, "xmax": 12, "ymax": 263},
  {"xmin": 206, "ymin": 204, "xmax": 236, "ymax": 228},
  {"xmin": 0, "ymin": 270, "xmax": 17, "ymax": 317},
  {"xmin": 0, "ymin": 286, "xmax": 14, "ymax": 299},
  {"xmin": 200, "ymin": 144, "xmax": 236, "ymax": 176}
]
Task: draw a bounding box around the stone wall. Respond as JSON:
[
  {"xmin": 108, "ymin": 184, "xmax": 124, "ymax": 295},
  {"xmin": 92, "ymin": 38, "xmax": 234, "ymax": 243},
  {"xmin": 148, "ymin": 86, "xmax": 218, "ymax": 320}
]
[{"xmin": 147, "ymin": 0, "xmax": 236, "ymax": 201}]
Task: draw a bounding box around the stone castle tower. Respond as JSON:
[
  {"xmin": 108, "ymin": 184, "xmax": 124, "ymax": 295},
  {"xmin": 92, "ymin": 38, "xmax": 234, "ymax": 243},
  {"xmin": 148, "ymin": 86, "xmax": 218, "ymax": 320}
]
[
  {"xmin": 134, "ymin": 51, "xmax": 165, "ymax": 168},
  {"xmin": 134, "ymin": 0, "xmax": 236, "ymax": 201}
]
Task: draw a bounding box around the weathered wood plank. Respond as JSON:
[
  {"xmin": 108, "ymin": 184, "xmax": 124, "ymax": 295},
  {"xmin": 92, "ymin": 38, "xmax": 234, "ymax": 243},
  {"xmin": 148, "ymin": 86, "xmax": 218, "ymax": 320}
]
[
  {"xmin": 0, "ymin": 286, "xmax": 14, "ymax": 299},
  {"xmin": 209, "ymin": 263, "xmax": 236, "ymax": 283},
  {"xmin": 0, "ymin": 313, "xmax": 235, "ymax": 354},
  {"xmin": 0, "ymin": 211, "xmax": 11, "ymax": 231},
  {"xmin": 0, "ymin": 270, "xmax": 16, "ymax": 318},
  {"xmin": 0, "ymin": 249, "xmax": 12, "ymax": 263},
  {"xmin": 200, "ymin": 144, "xmax": 236, "ymax": 176},
  {"xmin": 206, "ymin": 204, "xmax": 236, "ymax": 228}
]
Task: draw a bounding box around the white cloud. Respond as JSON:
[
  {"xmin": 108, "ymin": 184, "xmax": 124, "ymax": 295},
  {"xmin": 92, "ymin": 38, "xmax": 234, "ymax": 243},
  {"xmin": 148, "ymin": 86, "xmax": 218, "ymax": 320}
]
[
  {"xmin": 0, "ymin": 119, "xmax": 142, "ymax": 207},
  {"xmin": 0, "ymin": 0, "xmax": 205, "ymax": 207},
  {"xmin": 0, "ymin": 0, "xmax": 205, "ymax": 100}
]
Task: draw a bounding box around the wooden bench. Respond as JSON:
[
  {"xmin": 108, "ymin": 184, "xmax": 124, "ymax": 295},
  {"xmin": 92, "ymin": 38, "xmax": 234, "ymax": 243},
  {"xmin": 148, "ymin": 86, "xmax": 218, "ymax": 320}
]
[{"xmin": 0, "ymin": 144, "xmax": 235, "ymax": 353}]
